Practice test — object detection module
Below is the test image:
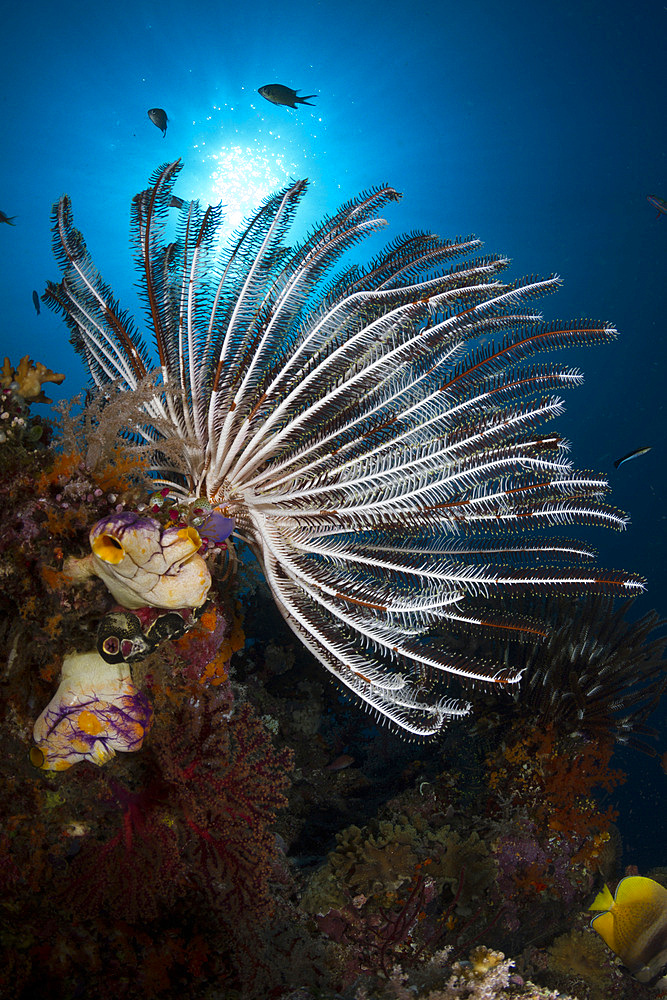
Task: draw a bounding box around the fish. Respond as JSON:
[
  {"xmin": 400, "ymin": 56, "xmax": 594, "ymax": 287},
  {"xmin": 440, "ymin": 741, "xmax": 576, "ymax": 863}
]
[
  {"xmin": 324, "ymin": 753, "xmax": 355, "ymax": 771},
  {"xmin": 32, "ymin": 290, "xmax": 40, "ymax": 315},
  {"xmin": 614, "ymin": 445, "xmax": 651, "ymax": 469},
  {"xmin": 147, "ymin": 107, "xmax": 168, "ymax": 136},
  {"xmin": 169, "ymin": 195, "xmax": 186, "ymax": 209},
  {"xmin": 258, "ymin": 84, "xmax": 316, "ymax": 109},
  {"xmin": 590, "ymin": 876, "xmax": 667, "ymax": 985},
  {"xmin": 0, "ymin": 210, "xmax": 16, "ymax": 225},
  {"xmin": 647, "ymin": 195, "xmax": 667, "ymax": 219}
]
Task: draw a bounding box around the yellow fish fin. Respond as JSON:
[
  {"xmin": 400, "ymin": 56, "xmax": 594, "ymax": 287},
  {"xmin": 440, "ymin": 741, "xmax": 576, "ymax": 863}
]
[
  {"xmin": 614, "ymin": 875, "xmax": 667, "ymax": 909},
  {"xmin": 590, "ymin": 909, "xmax": 618, "ymax": 953},
  {"xmin": 589, "ymin": 884, "xmax": 615, "ymax": 912}
]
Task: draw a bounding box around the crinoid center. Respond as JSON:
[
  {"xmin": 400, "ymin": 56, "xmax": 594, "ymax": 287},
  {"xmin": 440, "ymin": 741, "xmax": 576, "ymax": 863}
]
[{"xmin": 78, "ymin": 511, "xmax": 212, "ymax": 609}]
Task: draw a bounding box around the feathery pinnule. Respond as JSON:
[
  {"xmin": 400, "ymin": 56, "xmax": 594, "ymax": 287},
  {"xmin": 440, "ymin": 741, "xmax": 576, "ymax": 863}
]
[{"xmin": 44, "ymin": 160, "xmax": 643, "ymax": 735}]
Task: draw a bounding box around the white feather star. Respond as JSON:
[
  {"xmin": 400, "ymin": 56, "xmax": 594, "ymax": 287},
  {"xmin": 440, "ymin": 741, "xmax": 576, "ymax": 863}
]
[{"xmin": 45, "ymin": 160, "xmax": 643, "ymax": 735}]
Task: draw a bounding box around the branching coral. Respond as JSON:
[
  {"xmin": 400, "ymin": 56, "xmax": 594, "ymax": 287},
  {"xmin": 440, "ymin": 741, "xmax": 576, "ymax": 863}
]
[
  {"xmin": 29, "ymin": 686, "xmax": 295, "ymax": 992},
  {"xmin": 52, "ymin": 374, "xmax": 174, "ymax": 480},
  {"xmin": 314, "ymin": 868, "xmax": 440, "ymax": 983},
  {"xmin": 148, "ymin": 690, "xmax": 294, "ymax": 925},
  {"xmin": 1, "ymin": 354, "xmax": 65, "ymax": 403},
  {"xmin": 304, "ymin": 813, "xmax": 497, "ymax": 920},
  {"xmin": 484, "ymin": 725, "xmax": 625, "ymax": 936},
  {"xmin": 0, "ymin": 355, "xmax": 62, "ymax": 457},
  {"xmin": 353, "ymin": 944, "xmax": 578, "ymax": 1000},
  {"xmin": 66, "ymin": 777, "xmax": 182, "ymax": 921}
]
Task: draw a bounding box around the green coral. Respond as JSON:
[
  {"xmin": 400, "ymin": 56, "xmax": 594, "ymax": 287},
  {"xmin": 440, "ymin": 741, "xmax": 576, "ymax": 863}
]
[
  {"xmin": 301, "ymin": 817, "xmax": 420, "ymax": 913},
  {"xmin": 547, "ymin": 928, "xmax": 616, "ymax": 999},
  {"xmin": 301, "ymin": 813, "xmax": 497, "ymax": 921}
]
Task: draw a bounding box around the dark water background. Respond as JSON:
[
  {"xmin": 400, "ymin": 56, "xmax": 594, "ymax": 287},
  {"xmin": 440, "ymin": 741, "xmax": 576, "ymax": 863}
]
[{"xmin": 1, "ymin": 0, "xmax": 665, "ymax": 867}]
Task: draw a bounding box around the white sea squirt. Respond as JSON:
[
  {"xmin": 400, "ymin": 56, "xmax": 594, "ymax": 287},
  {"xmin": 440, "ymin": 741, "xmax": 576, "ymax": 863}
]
[
  {"xmin": 64, "ymin": 511, "xmax": 212, "ymax": 609},
  {"xmin": 31, "ymin": 650, "xmax": 153, "ymax": 770}
]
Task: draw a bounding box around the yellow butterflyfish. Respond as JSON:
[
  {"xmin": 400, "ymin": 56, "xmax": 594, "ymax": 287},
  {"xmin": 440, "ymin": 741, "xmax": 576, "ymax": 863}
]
[{"xmin": 589, "ymin": 875, "xmax": 667, "ymax": 984}]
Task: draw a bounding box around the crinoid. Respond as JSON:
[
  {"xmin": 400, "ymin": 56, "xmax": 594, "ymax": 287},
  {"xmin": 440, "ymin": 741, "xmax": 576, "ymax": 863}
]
[
  {"xmin": 521, "ymin": 596, "xmax": 666, "ymax": 751},
  {"xmin": 44, "ymin": 160, "xmax": 643, "ymax": 735},
  {"xmin": 467, "ymin": 595, "xmax": 666, "ymax": 751}
]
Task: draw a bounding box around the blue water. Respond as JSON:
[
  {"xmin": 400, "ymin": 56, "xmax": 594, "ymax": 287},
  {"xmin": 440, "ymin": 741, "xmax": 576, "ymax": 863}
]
[{"xmin": 2, "ymin": 0, "xmax": 665, "ymax": 863}]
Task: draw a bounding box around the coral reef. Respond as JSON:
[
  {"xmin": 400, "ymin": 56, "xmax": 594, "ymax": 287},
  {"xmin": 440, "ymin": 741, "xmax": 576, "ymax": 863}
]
[
  {"xmin": 0, "ymin": 356, "xmax": 60, "ymax": 459},
  {"xmin": 1, "ymin": 354, "xmax": 65, "ymax": 403},
  {"xmin": 1, "ymin": 176, "xmax": 664, "ymax": 999},
  {"xmin": 0, "ymin": 363, "xmax": 662, "ymax": 1000},
  {"xmin": 486, "ymin": 726, "xmax": 625, "ymax": 917},
  {"xmin": 0, "ymin": 423, "xmax": 659, "ymax": 999},
  {"xmin": 0, "ymin": 596, "xmax": 296, "ymax": 998},
  {"xmin": 44, "ymin": 161, "xmax": 645, "ymax": 738}
]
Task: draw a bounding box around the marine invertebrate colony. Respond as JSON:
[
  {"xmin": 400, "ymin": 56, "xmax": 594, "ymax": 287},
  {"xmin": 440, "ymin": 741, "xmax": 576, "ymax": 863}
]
[
  {"xmin": 64, "ymin": 510, "xmax": 211, "ymax": 609},
  {"xmin": 44, "ymin": 160, "xmax": 642, "ymax": 735},
  {"xmin": 32, "ymin": 650, "xmax": 153, "ymax": 769},
  {"xmin": 1, "ymin": 354, "xmax": 65, "ymax": 403},
  {"xmin": 518, "ymin": 596, "xmax": 666, "ymax": 751}
]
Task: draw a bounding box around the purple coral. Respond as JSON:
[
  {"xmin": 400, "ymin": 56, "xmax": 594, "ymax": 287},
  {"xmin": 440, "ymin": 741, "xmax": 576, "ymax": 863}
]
[{"xmin": 199, "ymin": 511, "xmax": 235, "ymax": 545}]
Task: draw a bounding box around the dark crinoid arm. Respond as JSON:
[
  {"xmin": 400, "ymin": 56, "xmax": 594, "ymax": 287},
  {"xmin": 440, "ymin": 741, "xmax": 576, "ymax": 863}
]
[
  {"xmin": 45, "ymin": 160, "xmax": 645, "ymax": 736},
  {"xmin": 468, "ymin": 594, "xmax": 666, "ymax": 754}
]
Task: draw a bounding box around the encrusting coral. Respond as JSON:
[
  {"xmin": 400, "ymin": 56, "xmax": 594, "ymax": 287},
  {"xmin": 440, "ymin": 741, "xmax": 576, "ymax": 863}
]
[{"xmin": 1, "ymin": 354, "xmax": 65, "ymax": 403}]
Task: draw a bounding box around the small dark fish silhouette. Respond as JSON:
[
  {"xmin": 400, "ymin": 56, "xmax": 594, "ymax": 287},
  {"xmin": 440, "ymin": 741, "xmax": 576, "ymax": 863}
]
[
  {"xmin": 32, "ymin": 290, "xmax": 40, "ymax": 315},
  {"xmin": 169, "ymin": 195, "xmax": 186, "ymax": 209},
  {"xmin": 324, "ymin": 753, "xmax": 355, "ymax": 771},
  {"xmin": 0, "ymin": 210, "xmax": 16, "ymax": 225},
  {"xmin": 614, "ymin": 446, "xmax": 651, "ymax": 469},
  {"xmin": 647, "ymin": 195, "xmax": 667, "ymax": 219},
  {"xmin": 258, "ymin": 84, "xmax": 316, "ymax": 109},
  {"xmin": 147, "ymin": 108, "xmax": 168, "ymax": 136}
]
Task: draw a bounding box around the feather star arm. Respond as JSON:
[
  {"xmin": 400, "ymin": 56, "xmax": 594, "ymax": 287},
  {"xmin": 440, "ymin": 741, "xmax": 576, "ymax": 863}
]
[{"xmin": 45, "ymin": 160, "xmax": 644, "ymax": 736}]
